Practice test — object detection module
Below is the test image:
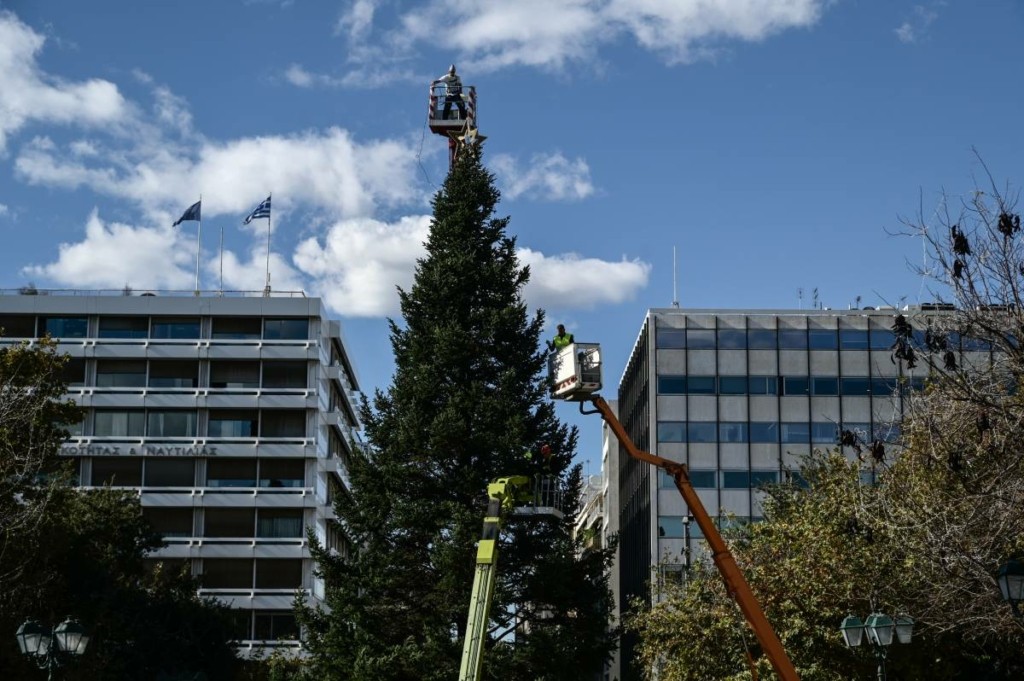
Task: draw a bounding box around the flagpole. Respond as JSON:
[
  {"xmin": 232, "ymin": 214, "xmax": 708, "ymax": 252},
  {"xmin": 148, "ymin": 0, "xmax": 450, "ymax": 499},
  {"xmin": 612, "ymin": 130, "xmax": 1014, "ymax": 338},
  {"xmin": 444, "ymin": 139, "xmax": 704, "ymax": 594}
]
[
  {"xmin": 264, "ymin": 192, "xmax": 272, "ymax": 297},
  {"xmin": 219, "ymin": 224, "xmax": 224, "ymax": 295},
  {"xmin": 195, "ymin": 194, "xmax": 202, "ymax": 295}
]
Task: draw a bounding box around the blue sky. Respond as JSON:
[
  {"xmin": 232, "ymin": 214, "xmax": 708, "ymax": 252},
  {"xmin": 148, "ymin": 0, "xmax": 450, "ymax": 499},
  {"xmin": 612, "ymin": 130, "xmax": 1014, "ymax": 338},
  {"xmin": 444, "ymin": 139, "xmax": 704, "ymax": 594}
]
[{"xmin": 1, "ymin": 0, "xmax": 1022, "ymax": 472}]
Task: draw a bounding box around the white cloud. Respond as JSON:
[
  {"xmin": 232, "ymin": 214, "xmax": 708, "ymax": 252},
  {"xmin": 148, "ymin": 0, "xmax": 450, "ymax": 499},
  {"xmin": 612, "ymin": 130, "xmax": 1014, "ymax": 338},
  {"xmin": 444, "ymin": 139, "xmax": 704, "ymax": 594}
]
[
  {"xmin": 332, "ymin": 0, "xmax": 830, "ymax": 76},
  {"xmin": 21, "ymin": 210, "xmax": 194, "ymax": 289},
  {"xmin": 294, "ymin": 215, "xmax": 431, "ymax": 316},
  {"xmin": 0, "ymin": 12, "xmax": 131, "ymax": 153},
  {"xmin": 0, "ymin": 203, "xmax": 8, "ymax": 217},
  {"xmin": 895, "ymin": 4, "xmax": 940, "ymax": 44},
  {"xmin": 336, "ymin": 0, "xmax": 379, "ymax": 39},
  {"xmin": 518, "ymin": 248, "xmax": 650, "ymax": 310},
  {"xmin": 219, "ymin": 247, "xmax": 305, "ymax": 293},
  {"xmin": 492, "ymin": 152, "xmax": 595, "ymax": 201}
]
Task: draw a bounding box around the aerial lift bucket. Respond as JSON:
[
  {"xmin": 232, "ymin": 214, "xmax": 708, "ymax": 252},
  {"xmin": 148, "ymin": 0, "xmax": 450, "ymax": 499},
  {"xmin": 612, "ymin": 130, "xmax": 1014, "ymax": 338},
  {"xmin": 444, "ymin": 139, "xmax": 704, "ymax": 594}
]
[{"xmin": 548, "ymin": 342, "xmax": 602, "ymax": 400}]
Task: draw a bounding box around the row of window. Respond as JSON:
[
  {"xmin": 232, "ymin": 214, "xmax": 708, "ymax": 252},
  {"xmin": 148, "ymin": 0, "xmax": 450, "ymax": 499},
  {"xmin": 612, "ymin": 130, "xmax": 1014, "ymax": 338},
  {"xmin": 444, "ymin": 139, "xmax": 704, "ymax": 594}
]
[
  {"xmin": 78, "ymin": 409, "xmax": 309, "ymax": 439},
  {"xmin": 657, "ymin": 515, "xmax": 762, "ymax": 539},
  {"xmin": 655, "ymin": 325, "xmax": 994, "ymax": 352},
  {"xmin": 197, "ymin": 558, "xmax": 303, "ymax": 590},
  {"xmin": 657, "ymin": 469, "xmax": 779, "ymax": 490},
  {"xmin": 656, "ymin": 421, "xmax": 897, "ymax": 444},
  {"xmin": 657, "ymin": 375, "xmax": 926, "ymax": 396},
  {"xmin": 89, "ymin": 457, "xmax": 306, "ymax": 488},
  {"xmin": 69, "ymin": 359, "xmax": 310, "ymax": 390},
  {"xmin": 143, "ymin": 507, "xmax": 305, "ymax": 539},
  {"xmin": 0, "ymin": 315, "xmax": 310, "ymax": 340}
]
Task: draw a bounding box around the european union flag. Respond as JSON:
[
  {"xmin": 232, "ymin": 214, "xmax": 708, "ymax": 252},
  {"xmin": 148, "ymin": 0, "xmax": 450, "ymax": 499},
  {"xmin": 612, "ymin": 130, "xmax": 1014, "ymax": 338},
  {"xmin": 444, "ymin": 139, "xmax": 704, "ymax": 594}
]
[
  {"xmin": 244, "ymin": 195, "xmax": 271, "ymax": 224},
  {"xmin": 172, "ymin": 200, "xmax": 201, "ymax": 226}
]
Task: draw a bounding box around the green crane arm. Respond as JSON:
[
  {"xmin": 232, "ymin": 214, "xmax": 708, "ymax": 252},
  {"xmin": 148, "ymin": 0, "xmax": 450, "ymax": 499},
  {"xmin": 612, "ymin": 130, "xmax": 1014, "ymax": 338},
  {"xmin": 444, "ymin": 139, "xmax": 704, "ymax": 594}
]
[{"xmin": 458, "ymin": 476, "xmax": 531, "ymax": 681}]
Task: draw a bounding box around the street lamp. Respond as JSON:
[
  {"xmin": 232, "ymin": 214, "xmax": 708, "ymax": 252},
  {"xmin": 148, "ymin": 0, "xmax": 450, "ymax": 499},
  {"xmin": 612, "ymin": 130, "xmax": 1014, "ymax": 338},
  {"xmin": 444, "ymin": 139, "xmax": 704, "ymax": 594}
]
[
  {"xmin": 997, "ymin": 559, "xmax": 1024, "ymax": 618},
  {"xmin": 15, "ymin": 618, "xmax": 89, "ymax": 680},
  {"xmin": 839, "ymin": 610, "xmax": 913, "ymax": 681}
]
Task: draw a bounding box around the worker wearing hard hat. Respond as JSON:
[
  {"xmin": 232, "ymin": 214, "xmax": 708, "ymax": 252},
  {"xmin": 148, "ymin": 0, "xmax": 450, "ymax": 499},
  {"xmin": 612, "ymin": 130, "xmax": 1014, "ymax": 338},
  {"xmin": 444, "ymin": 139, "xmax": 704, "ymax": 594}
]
[
  {"xmin": 523, "ymin": 444, "xmax": 555, "ymax": 474},
  {"xmin": 433, "ymin": 65, "xmax": 465, "ymax": 120}
]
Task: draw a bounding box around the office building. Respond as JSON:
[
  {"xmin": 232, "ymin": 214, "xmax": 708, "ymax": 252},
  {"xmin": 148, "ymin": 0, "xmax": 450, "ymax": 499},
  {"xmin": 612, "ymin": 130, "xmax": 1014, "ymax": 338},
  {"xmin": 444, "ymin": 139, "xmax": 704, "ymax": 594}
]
[
  {"xmin": 0, "ymin": 291, "xmax": 360, "ymax": 653},
  {"xmin": 613, "ymin": 307, "xmax": 943, "ymax": 680}
]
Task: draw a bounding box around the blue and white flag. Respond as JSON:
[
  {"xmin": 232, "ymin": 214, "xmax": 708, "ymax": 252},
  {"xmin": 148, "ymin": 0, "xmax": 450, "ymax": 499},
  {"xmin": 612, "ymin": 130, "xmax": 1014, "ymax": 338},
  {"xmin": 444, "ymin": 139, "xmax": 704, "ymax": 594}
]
[
  {"xmin": 172, "ymin": 200, "xmax": 201, "ymax": 226},
  {"xmin": 243, "ymin": 195, "xmax": 271, "ymax": 224}
]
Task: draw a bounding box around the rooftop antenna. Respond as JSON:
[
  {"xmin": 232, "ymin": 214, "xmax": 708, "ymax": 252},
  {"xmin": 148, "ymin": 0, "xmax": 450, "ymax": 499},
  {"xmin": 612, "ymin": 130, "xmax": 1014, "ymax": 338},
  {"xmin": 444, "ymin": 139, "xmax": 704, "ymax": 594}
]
[
  {"xmin": 671, "ymin": 246, "xmax": 679, "ymax": 308},
  {"xmin": 798, "ymin": 288, "xmax": 804, "ymax": 309},
  {"xmin": 812, "ymin": 287, "xmax": 820, "ymax": 310}
]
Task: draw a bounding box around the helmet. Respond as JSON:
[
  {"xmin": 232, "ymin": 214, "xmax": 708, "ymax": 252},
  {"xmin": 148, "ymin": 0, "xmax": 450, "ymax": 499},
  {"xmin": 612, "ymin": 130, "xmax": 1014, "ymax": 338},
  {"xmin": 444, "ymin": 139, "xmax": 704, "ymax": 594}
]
[{"xmin": 448, "ymin": 64, "xmax": 457, "ymax": 75}]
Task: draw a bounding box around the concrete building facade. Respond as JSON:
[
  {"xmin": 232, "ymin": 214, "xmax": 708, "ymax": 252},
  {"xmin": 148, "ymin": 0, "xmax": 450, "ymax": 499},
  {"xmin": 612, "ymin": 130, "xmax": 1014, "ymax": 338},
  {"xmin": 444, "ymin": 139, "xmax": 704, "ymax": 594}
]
[
  {"xmin": 0, "ymin": 292, "xmax": 360, "ymax": 653},
  {"xmin": 613, "ymin": 306, "xmax": 944, "ymax": 680}
]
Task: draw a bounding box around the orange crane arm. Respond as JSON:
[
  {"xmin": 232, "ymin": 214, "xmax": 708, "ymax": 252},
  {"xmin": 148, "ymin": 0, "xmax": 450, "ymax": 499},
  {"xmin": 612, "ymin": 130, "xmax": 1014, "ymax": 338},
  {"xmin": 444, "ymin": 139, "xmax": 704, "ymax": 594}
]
[{"xmin": 588, "ymin": 395, "xmax": 799, "ymax": 681}]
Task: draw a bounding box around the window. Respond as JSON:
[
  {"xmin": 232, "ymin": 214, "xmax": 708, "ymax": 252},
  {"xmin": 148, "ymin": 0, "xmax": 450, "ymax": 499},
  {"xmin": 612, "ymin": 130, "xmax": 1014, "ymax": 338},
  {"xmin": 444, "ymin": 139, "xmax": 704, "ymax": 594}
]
[
  {"xmin": 781, "ymin": 422, "xmax": 810, "ymax": 444},
  {"xmin": 257, "ymin": 509, "xmax": 304, "ymax": 538},
  {"xmin": 94, "ymin": 410, "xmax": 145, "ymax": 437},
  {"xmin": 811, "ymin": 422, "xmax": 837, "ymax": 443},
  {"xmin": 689, "ymin": 470, "xmax": 717, "ymax": 488},
  {"xmin": 261, "ymin": 410, "xmax": 306, "ymax": 438},
  {"xmin": 0, "ymin": 315, "xmax": 35, "ymax": 337},
  {"xmin": 722, "ymin": 471, "xmax": 749, "ymax": 488},
  {"xmin": 211, "ymin": 317, "xmax": 261, "ymax": 340},
  {"xmin": 719, "ymin": 376, "xmax": 747, "ymax": 394},
  {"xmin": 811, "ymin": 377, "xmax": 839, "ymax": 396},
  {"xmin": 151, "ymin": 317, "xmax": 200, "ymax": 339},
  {"xmin": 61, "ymin": 358, "xmax": 86, "ymax": 386},
  {"xmin": 209, "ymin": 410, "xmax": 258, "ymax": 438},
  {"xmin": 255, "ymin": 559, "xmax": 303, "ymax": 589},
  {"xmin": 210, "ymin": 361, "xmax": 260, "ymax": 389},
  {"xmin": 657, "ymin": 516, "xmax": 689, "ymax": 538},
  {"xmin": 750, "ymin": 470, "xmax": 779, "ymax": 487},
  {"xmin": 871, "ymin": 377, "xmax": 897, "ymax": 396},
  {"xmin": 870, "ymin": 328, "xmax": 896, "ymax": 350},
  {"xmin": 40, "ymin": 316, "xmax": 88, "ymax": 338},
  {"xmin": 750, "ymin": 422, "xmax": 778, "ymax": 443},
  {"xmin": 253, "ymin": 612, "xmax": 299, "ymax": 641},
  {"xmin": 656, "ymin": 327, "xmax": 686, "ymax": 349},
  {"xmin": 259, "ymin": 459, "xmax": 304, "ymax": 488},
  {"xmin": 748, "ymin": 328, "xmax": 777, "ymax": 349},
  {"xmin": 656, "ymin": 422, "xmax": 686, "ymax": 442},
  {"xmin": 263, "ymin": 318, "xmax": 308, "ymax": 340},
  {"xmin": 142, "ymin": 508, "xmax": 193, "ymax": 538},
  {"xmin": 717, "ymin": 329, "xmax": 746, "ymax": 349},
  {"xmin": 658, "ymin": 376, "xmax": 686, "ymax": 394},
  {"xmin": 201, "ymin": 559, "xmax": 253, "ymax": 589},
  {"xmin": 687, "ymin": 422, "xmax": 716, "ymax": 443},
  {"xmin": 143, "ymin": 458, "xmax": 195, "ymax": 487},
  {"xmin": 719, "ymin": 422, "xmax": 748, "ymax": 443},
  {"xmin": 840, "ymin": 329, "xmax": 869, "ymax": 350},
  {"xmin": 205, "ymin": 509, "xmax": 255, "ymax": 538},
  {"xmin": 873, "ymin": 422, "xmax": 901, "ymax": 442},
  {"xmin": 95, "ymin": 360, "xmax": 146, "ymax": 387},
  {"xmin": 687, "ymin": 376, "xmax": 716, "ymax": 394},
  {"xmin": 149, "ymin": 361, "xmax": 198, "ymax": 388},
  {"xmin": 98, "ymin": 317, "xmax": 148, "ymax": 339},
  {"xmin": 778, "ymin": 329, "xmax": 807, "ymax": 350},
  {"xmin": 782, "ymin": 377, "xmax": 809, "ymax": 396},
  {"xmin": 686, "ymin": 329, "xmax": 715, "ymax": 349},
  {"xmin": 841, "ymin": 377, "xmax": 871, "ymax": 396},
  {"xmin": 207, "ymin": 459, "xmax": 257, "ymax": 488},
  {"xmin": 748, "ymin": 376, "xmax": 778, "ymax": 395},
  {"xmin": 842, "ymin": 423, "xmax": 871, "ymax": 441},
  {"xmin": 808, "ymin": 328, "xmax": 838, "ymax": 350},
  {"xmin": 262, "ymin": 361, "xmax": 307, "ymax": 389},
  {"xmin": 147, "ymin": 411, "xmax": 197, "ymax": 437},
  {"xmin": 91, "ymin": 457, "xmax": 143, "ymax": 486}
]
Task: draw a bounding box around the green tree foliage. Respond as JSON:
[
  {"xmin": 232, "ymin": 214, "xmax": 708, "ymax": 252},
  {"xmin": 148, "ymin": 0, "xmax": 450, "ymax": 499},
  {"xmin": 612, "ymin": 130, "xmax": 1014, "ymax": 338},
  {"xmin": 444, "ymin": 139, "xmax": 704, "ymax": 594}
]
[
  {"xmin": 628, "ymin": 173, "xmax": 1024, "ymax": 679},
  {"xmin": 299, "ymin": 144, "xmax": 617, "ymax": 680},
  {"xmin": 0, "ymin": 339, "xmax": 239, "ymax": 680}
]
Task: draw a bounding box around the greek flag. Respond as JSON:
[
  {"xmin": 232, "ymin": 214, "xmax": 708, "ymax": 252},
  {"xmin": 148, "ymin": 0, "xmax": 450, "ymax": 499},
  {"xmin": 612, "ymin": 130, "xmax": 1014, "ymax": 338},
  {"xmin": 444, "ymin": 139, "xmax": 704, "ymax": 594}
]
[
  {"xmin": 243, "ymin": 195, "xmax": 271, "ymax": 224},
  {"xmin": 172, "ymin": 200, "xmax": 201, "ymax": 226}
]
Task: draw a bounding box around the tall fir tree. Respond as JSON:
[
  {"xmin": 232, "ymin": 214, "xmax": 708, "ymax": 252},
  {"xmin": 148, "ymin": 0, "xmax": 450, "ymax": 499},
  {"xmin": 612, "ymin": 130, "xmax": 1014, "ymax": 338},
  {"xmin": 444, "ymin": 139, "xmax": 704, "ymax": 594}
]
[{"xmin": 299, "ymin": 143, "xmax": 616, "ymax": 680}]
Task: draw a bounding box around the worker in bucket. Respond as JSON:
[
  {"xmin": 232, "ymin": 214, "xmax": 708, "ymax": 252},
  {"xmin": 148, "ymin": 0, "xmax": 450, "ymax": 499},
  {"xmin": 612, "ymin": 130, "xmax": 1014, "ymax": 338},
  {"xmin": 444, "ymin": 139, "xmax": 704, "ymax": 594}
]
[
  {"xmin": 432, "ymin": 64, "xmax": 465, "ymax": 120},
  {"xmin": 547, "ymin": 324, "xmax": 574, "ymax": 352}
]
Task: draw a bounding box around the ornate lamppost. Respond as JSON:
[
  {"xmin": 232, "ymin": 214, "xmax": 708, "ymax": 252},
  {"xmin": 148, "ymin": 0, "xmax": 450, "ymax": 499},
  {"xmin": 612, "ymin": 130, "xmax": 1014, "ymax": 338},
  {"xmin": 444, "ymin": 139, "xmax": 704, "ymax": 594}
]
[
  {"xmin": 15, "ymin": 618, "xmax": 89, "ymax": 680},
  {"xmin": 840, "ymin": 610, "xmax": 914, "ymax": 681},
  {"xmin": 997, "ymin": 559, "xmax": 1024, "ymax": 619}
]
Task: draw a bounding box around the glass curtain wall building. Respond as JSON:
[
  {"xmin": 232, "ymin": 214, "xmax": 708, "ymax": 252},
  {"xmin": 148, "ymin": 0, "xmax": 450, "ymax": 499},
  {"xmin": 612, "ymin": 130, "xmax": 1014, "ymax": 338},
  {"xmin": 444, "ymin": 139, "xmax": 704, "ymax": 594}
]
[
  {"xmin": 0, "ymin": 292, "xmax": 361, "ymax": 654},
  {"xmin": 613, "ymin": 307, "xmax": 960, "ymax": 681}
]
